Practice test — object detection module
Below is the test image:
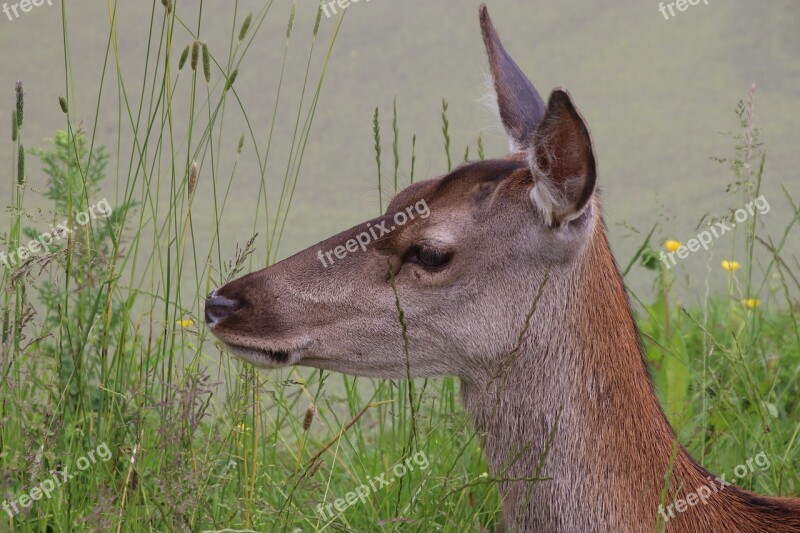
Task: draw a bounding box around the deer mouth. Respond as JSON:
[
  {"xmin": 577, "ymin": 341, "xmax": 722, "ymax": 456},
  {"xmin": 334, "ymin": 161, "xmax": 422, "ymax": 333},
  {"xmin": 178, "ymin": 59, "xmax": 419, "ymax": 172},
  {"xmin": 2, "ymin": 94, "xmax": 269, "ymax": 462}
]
[
  {"xmin": 204, "ymin": 289, "xmax": 307, "ymax": 368},
  {"xmin": 223, "ymin": 343, "xmax": 305, "ymax": 369},
  {"xmin": 260, "ymin": 348, "xmax": 290, "ymax": 363}
]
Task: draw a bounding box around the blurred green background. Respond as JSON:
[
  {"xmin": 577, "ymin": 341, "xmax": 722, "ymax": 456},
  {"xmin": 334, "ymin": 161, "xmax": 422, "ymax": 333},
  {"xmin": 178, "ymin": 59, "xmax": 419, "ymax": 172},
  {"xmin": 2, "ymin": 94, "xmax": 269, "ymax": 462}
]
[{"xmin": 1, "ymin": 0, "xmax": 798, "ymax": 297}]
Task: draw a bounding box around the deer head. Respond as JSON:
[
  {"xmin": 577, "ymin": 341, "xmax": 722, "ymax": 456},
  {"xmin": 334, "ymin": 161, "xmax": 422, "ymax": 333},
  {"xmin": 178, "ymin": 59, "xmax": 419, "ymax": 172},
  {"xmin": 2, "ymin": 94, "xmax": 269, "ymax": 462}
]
[
  {"xmin": 206, "ymin": 4, "xmax": 800, "ymax": 531},
  {"xmin": 206, "ymin": 12, "xmax": 597, "ymax": 384}
]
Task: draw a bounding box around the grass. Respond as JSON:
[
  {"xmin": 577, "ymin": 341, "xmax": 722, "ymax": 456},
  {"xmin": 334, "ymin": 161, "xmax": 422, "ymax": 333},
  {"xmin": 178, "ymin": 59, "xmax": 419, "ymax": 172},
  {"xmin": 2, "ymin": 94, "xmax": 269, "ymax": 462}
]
[{"xmin": 0, "ymin": 1, "xmax": 798, "ymax": 532}]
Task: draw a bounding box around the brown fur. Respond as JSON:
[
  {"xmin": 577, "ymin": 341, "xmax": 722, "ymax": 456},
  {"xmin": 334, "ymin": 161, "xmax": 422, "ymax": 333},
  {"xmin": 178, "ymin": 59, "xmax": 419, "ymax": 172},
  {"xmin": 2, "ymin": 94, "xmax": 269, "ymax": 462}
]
[{"xmin": 206, "ymin": 4, "xmax": 800, "ymax": 531}]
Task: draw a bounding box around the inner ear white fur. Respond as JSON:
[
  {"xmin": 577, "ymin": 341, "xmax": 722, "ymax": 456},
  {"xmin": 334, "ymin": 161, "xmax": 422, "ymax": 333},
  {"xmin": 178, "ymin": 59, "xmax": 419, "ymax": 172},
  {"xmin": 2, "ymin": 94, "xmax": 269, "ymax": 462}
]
[
  {"xmin": 529, "ymin": 181, "xmax": 559, "ymax": 227},
  {"xmin": 526, "ymin": 90, "xmax": 597, "ymax": 226},
  {"xmin": 529, "ymin": 178, "xmax": 591, "ymax": 228}
]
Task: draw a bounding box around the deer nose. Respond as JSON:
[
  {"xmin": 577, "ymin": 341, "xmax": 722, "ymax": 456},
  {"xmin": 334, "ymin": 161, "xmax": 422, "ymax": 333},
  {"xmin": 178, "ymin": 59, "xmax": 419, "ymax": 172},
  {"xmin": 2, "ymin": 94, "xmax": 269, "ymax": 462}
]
[{"xmin": 205, "ymin": 291, "xmax": 243, "ymax": 325}]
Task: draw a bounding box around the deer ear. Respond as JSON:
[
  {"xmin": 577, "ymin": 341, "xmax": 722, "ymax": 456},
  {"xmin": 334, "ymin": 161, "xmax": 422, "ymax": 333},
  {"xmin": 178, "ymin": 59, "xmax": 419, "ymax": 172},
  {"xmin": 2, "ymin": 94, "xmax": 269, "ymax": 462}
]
[
  {"xmin": 528, "ymin": 89, "xmax": 597, "ymax": 226},
  {"xmin": 479, "ymin": 4, "xmax": 546, "ymax": 152}
]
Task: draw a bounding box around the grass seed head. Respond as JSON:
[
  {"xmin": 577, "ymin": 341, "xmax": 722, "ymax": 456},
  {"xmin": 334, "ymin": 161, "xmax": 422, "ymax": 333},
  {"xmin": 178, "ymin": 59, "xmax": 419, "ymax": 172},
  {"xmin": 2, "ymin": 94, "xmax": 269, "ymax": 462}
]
[
  {"xmin": 238, "ymin": 13, "xmax": 252, "ymax": 42},
  {"xmin": 178, "ymin": 45, "xmax": 190, "ymax": 70},
  {"xmin": 287, "ymin": 2, "xmax": 296, "ymax": 39},
  {"xmin": 202, "ymin": 42, "xmax": 211, "ymax": 83},
  {"xmin": 191, "ymin": 40, "xmax": 200, "ymax": 71},
  {"xmin": 303, "ymin": 403, "xmax": 316, "ymax": 431},
  {"xmin": 224, "ymin": 69, "xmax": 238, "ymax": 91},
  {"xmin": 17, "ymin": 144, "xmax": 24, "ymax": 185},
  {"xmin": 15, "ymin": 81, "xmax": 23, "ymax": 128},
  {"xmin": 188, "ymin": 161, "xmax": 198, "ymax": 198},
  {"xmin": 313, "ymin": 5, "xmax": 322, "ymax": 37}
]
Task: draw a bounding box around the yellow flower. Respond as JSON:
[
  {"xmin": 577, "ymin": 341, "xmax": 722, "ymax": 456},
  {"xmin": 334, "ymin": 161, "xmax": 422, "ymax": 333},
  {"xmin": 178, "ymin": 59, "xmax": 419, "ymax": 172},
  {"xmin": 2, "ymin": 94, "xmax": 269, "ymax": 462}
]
[
  {"xmin": 176, "ymin": 319, "xmax": 194, "ymax": 328},
  {"xmin": 741, "ymin": 298, "xmax": 760, "ymax": 309},
  {"xmin": 721, "ymin": 260, "xmax": 740, "ymax": 272},
  {"xmin": 664, "ymin": 240, "xmax": 681, "ymax": 253},
  {"xmin": 236, "ymin": 423, "xmax": 249, "ymax": 433}
]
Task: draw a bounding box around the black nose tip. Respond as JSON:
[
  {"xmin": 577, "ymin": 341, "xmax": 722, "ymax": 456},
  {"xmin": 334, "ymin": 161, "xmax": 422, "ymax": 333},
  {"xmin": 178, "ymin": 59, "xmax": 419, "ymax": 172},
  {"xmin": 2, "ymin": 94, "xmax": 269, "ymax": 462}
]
[{"xmin": 205, "ymin": 291, "xmax": 243, "ymax": 325}]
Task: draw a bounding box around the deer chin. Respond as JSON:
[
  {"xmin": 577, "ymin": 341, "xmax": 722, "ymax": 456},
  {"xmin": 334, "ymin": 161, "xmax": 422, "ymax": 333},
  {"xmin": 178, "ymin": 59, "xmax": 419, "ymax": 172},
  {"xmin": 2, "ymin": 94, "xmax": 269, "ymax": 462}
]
[{"xmin": 221, "ymin": 342, "xmax": 306, "ymax": 369}]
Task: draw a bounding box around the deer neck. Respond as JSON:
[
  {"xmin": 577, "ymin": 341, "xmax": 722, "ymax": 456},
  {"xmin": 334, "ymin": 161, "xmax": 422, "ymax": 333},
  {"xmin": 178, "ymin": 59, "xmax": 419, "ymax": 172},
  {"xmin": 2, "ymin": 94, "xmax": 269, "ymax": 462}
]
[{"xmin": 460, "ymin": 220, "xmax": 706, "ymax": 530}]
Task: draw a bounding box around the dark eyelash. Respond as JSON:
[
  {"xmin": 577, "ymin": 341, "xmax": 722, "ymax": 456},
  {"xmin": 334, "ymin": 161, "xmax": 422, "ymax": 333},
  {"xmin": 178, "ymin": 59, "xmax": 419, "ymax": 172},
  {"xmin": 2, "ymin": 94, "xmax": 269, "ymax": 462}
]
[{"xmin": 406, "ymin": 244, "xmax": 451, "ymax": 269}]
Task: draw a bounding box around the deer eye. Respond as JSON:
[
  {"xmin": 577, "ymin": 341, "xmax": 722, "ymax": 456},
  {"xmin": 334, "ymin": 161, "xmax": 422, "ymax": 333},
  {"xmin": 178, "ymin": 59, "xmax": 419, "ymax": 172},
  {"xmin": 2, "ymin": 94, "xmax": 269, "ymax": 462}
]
[{"xmin": 406, "ymin": 244, "xmax": 451, "ymax": 270}]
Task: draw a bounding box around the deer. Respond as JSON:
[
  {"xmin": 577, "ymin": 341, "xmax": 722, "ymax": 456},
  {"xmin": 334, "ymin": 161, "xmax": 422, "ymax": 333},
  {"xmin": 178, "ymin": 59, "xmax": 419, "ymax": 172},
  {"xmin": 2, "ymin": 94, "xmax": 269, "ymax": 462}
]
[{"xmin": 205, "ymin": 4, "xmax": 800, "ymax": 531}]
